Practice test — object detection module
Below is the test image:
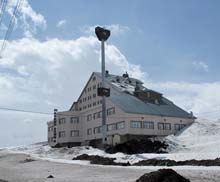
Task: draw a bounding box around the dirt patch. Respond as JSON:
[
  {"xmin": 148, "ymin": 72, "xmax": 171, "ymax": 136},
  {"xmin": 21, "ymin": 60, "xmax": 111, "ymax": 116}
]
[
  {"xmin": 105, "ymin": 139, "xmax": 168, "ymax": 154},
  {"xmin": 133, "ymin": 158, "xmax": 220, "ymax": 166},
  {"xmin": 72, "ymin": 154, "xmax": 130, "ymax": 166},
  {"xmin": 19, "ymin": 158, "xmax": 36, "ymax": 163},
  {"xmin": 73, "ymin": 154, "xmax": 220, "ymax": 167},
  {"xmin": 136, "ymin": 169, "xmax": 190, "ymax": 182}
]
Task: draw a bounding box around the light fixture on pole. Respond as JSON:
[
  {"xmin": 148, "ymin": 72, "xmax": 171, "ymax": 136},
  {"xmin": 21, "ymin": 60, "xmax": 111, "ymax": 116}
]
[{"xmin": 95, "ymin": 26, "xmax": 111, "ymax": 145}]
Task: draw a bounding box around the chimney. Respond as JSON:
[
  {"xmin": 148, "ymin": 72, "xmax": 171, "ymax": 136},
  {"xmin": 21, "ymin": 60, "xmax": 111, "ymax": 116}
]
[
  {"xmin": 122, "ymin": 72, "xmax": 129, "ymax": 78},
  {"xmin": 105, "ymin": 70, "xmax": 109, "ymax": 77}
]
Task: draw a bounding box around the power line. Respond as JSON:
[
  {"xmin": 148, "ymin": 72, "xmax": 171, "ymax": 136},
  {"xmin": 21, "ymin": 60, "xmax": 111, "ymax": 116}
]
[
  {"xmin": 0, "ymin": 0, "xmax": 7, "ymax": 28},
  {"xmin": 0, "ymin": 0, "xmax": 23, "ymax": 58},
  {"xmin": 0, "ymin": 107, "xmax": 53, "ymax": 115},
  {"xmin": 195, "ymin": 109, "xmax": 220, "ymax": 116}
]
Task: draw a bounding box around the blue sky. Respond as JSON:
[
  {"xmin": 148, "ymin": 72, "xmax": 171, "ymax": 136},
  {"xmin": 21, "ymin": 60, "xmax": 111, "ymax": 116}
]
[
  {"xmin": 0, "ymin": 0, "xmax": 219, "ymax": 115},
  {"xmin": 23, "ymin": 0, "xmax": 220, "ymax": 82},
  {"xmin": 0, "ymin": 0, "xmax": 220, "ymax": 147}
]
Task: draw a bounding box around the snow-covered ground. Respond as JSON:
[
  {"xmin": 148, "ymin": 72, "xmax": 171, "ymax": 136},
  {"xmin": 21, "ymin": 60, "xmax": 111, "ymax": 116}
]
[{"xmin": 1, "ymin": 118, "xmax": 220, "ymax": 165}]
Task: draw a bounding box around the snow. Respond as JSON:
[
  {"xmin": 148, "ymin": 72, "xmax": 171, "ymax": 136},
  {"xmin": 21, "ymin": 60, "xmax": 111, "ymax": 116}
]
[
  {"xmin": 1, "ymin": 118, "xmax": 220, "ymax": 165},
  {"xmin": 165, "ymin": 118, "xmax": 220, "ymax": 160},
  {"xmin": 111, "ymin": 81, "xmax": 136, "ymax": 94}
]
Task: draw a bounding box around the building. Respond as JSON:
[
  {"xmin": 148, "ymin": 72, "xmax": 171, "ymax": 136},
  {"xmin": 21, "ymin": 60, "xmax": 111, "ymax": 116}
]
[{"xmin": 47, "ymin": 71, "xmax": 195, "ymax": 147}]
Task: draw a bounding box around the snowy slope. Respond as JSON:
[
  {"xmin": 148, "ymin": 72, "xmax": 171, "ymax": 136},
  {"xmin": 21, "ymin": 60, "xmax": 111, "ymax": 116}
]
[
  {"xmin": 2, "ymin": 118, "xmax": 220, "ymax": 164},
  {"xmin": 165, "ymin": 118, "xmax": 220, "ymax": 160}
]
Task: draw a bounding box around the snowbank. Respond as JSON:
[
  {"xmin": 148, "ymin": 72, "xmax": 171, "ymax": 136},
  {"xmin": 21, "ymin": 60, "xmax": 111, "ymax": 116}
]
[
  {"xmin": 1, "ymin": 118, "xmax": 220, "ymax": 164},
  {"xmin": 165, "ymin": 118, "xmax": 220, "ymax": 160}
]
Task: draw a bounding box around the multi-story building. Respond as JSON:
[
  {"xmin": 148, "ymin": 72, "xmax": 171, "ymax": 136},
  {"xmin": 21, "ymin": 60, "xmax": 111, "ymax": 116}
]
[{"xmin": 47, "ymin": 71, "xmax": 195, "ymax": 147}]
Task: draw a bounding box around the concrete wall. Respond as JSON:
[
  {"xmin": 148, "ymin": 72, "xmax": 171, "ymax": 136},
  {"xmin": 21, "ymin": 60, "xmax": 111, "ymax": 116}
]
[
  {"xmin": 56, "ymin": 110, "xmax": 82, "ymax": 144},
  {"xmin": 47, "ymin": 120, "xmax": 55, "ymax": 146}
]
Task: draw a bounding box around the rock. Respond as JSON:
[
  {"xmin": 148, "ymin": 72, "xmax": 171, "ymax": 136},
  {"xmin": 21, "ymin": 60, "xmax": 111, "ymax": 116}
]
[
  {"xmin": 72, "ymin": 154, "xmax": 130, "ymax": 166},
  {"xmin": 47, "ymin": 175, "xmax": 54, "ymax": 178},
  {"xmin": 105, "ymin": 139, "xmax": 168, "ymax": 154},
  {"xmin": 136, "ymin": 169, "xmax": 190, "ymax": 182},
  {"xmin": 133, "ymin": 158, "xmax": 220, "ymax": 166},
  {"xmin": 19, "ymin": 158, "xmax": 36, "ymax": 163}
]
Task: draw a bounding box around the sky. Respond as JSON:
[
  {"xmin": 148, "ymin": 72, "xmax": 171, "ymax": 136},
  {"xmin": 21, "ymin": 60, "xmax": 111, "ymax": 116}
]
[{"xmin": 0, "ymin": 0, "xmax": 220, "ymax": 147}]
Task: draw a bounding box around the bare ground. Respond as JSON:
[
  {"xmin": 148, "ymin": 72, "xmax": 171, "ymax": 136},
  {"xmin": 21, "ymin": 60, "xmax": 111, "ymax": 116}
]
[{"xmin": 0, "ymin": 151, "xmax": 219, "ymax": 182}]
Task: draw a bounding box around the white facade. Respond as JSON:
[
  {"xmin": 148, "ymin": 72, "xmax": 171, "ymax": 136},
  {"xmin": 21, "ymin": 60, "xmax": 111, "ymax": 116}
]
[{"xmin": 47, "ymin": 72, "xmax": 195, "ymax": 147}]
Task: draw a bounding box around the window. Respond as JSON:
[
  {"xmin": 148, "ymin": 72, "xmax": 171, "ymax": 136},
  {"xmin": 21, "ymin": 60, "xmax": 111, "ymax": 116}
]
[
  {"xmin": 70, "ymin": 117, "xmax": 79, "ymax": 124},
  {"xmin": 71, "ymin": 130, "xmax": 79, "ymax": 137},
  {"xmin": 93, "ymin": 102, "xmax": 96, "ymax": 106},
  {"xmin": 107, "ymin": 124, "xmax": 116, "ymax": 131},
  {"xmin": 59, "ymin": 131, "xmax": 65, "ymax": 138},
  {"xmin": 143, "ymin": 121, "xmax": 154, "ymax": 129},
  {"xmin": 174, "ymin": 124, "xmax": 180, "ymax": 131},
  {"xmin": 94, "ymin": 126, "xmax": 101, "ymax": 134},
  {"xmin": 164, "ymin": 123, "xmax": 171, "ymax": 130},
  {"xmin": 131, "ymin": 121, "xmax": 142, "ymax": 128},
  {"xmin": 87, "ymin": 87, "xmax": 92, "ymax": 92},
  {"xmin": 48, "ymin": 126, "xmax": 53, "ymax": 132},
  {"xmin": 87, "ymin": 128, "xmax": 92, "ymax": 135},
  {"xmin": 93, "ymin": 93, "xmax": 96, "ymax": 98},
  {"xmin": 158, "ymin": 123, "xmax": 164, "ymax": 130},
  {"xmin": 93, "ymin": 111, "xmax": 102, "ymax": 119},
  {"xmin": 59, "ymin": 118, "xmax": 66, "ymax": 124},
  {"xmin": 87, "ymin": 114, "xmax": 92, "ymax": 121},
  {"xmin": 93, "ymin": 85, "xmax": 96, "ymax": 90},
  {"xmin": 116, "ymin": 121, "xmax": 125, "ymax": 129},
  {"xmin": 93, "ymin": 76, "xmax": 96, "ymax": 81},
  {"xmin": 175, "ymin": 124, "xmax": 186, "ymax": 131},
  {"xmin": 181, "ymin": 124, "xmax": 186, "ymax": 128},
  {"xmin": 107, "ymin": 107, "xmax": 115, "ymax": 116}
]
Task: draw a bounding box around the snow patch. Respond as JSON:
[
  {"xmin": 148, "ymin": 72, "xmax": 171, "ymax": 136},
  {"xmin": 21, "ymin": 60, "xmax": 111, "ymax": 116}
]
[{"xmin": 2, "ymin": 118, "xmax": 220, "ymax": 164}]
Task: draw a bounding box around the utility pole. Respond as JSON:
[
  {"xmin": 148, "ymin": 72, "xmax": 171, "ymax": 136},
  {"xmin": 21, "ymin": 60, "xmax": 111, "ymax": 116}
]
[{"xmin": 95, "ymin": 26, "xmax": 111, "ymax": 145}]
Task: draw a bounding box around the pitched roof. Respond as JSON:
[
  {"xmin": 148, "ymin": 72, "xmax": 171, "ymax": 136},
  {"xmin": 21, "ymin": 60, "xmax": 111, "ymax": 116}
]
[{"xmin": 94, "ymin": 72, "xmax": 195, "ymax": 119}]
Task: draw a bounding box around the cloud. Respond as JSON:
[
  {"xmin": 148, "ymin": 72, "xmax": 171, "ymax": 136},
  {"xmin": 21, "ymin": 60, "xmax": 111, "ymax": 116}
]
[
  {"xmin": 56, "ymin": 19, "xmax": 67, "ymax": 28},
  {"xmin": 0, "ymin": 110, "xmax": 51, "ymax": 147},
  {"xmin": 192, "ymin": 61, "xmax": 209, "ymax": 72},
  {"xmin": 0, "ymin": 35, "xmax": 219, "ymax": 118},
  {"xmin": 145, "ymin": 81, "xmax": 220, "ymax": 120},
  {"xmin": 81, "ymin": 24, "xmax": 130, "ymax": 36},
  {"xmin": 0, "ymin": 36, "xmax": 146, "ymax": 114},
  {"xmin": 5, "ymin": 0, "xmax": 46, "ymax": 37},
  {"xmin": 0, "ymin": 35, "xmax": 220, "ymax": 121}
]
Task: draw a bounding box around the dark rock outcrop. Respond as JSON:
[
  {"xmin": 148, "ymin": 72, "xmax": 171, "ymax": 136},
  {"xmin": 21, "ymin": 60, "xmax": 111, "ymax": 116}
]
[
  {"xmin": 136, "ymin": 169, "xmax": 190, "ymax": 182},
  {"xmin": 105, "ymin": 139, "xmax": 168, "ymax": 154},
  {"xmin": 47, "ymin": 175, "xmax": 54, "ymax": 178},
  {"xmin": 133, "ymin": 158, "xmax": 220, "ymax": 166},
  {"xmin": 19, "ymin": 158, "xmax": 36, "ymax": 163},
  {"xmin": 73, "ymin": 154, "xmax": 220, "ymax": 167},
  {"xmin": 72, "ymin": 154, "xmax": 130, "ymax": 166}
]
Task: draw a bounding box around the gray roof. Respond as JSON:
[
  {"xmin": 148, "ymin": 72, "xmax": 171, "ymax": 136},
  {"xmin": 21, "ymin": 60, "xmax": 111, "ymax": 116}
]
[{"xmin": 95, "ymin": 72, "xmax": 194, "ymax": 119}]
